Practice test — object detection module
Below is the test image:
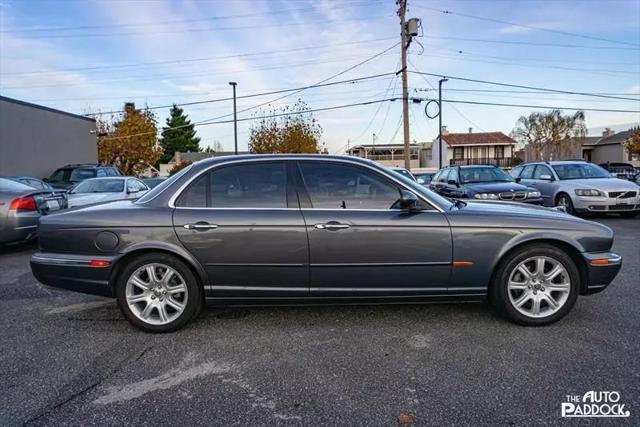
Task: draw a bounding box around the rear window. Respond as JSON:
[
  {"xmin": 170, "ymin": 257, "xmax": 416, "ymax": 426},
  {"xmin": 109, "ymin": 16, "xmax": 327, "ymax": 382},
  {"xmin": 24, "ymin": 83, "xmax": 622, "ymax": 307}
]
[
  {"xmin": 0, "ymin": 177, "xmax": 33, "ymax": 192},
  {"xmin": 50, "ymin": 168, "xmax": 96, "ymax": 182},
  {"xmin": 72, "ymin": 179, "xmax": 124, "ymax": 193}
]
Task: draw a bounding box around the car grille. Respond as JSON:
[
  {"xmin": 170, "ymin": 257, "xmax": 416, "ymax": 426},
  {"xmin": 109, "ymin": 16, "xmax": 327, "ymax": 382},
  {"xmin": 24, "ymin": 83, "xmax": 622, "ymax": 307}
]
[
  {"xmin": 499, "ymin": 191, "xmax": 527, "ymax": 200},
  {"xmin": 608, "ymin": 191, "xmax": 637, "ymax": 199}
]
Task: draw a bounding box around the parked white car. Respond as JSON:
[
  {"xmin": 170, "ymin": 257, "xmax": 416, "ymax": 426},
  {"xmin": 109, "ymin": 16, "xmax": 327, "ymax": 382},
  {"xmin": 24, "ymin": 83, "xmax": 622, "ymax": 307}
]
[
  {"xmin": 511, "ymin": 160, "xmax": 639, "ymax": 217},
  {"xmin": 67, "ymin": 177, "xmax": 149, "ymax": 208}
]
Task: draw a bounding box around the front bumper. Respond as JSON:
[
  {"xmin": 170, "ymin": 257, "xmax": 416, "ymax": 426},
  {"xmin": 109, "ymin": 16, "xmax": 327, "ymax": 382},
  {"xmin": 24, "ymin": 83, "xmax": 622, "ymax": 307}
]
[
  {"xmin": 521, "ymin": 197, "xmax": 543, "ymax": 205},
  {"xmin": 581, "ymin": 252, "xmax": 622, "ymax": 295},
  {"xmin": 572, "ymin": 195, "xmax": 640, "ymax": 213},
  {"xmin": 30, "ymin": 252, "xmax": 119, "ymax": 297}
]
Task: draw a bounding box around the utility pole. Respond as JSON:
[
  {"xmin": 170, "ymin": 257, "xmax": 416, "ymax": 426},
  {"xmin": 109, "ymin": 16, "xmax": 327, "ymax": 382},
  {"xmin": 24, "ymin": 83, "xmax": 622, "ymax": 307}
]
[
  {"xmin": 438, "ymin": 77, "xmax": 448, "ymax": 169},
  {"xmin": 229, "ymin": 82, "xmax": 238, "ymax": 155},
  {"xmin": 398, "ymin": 0, "xmax": 411, "ymax": 170},
  {"xmin": 372, "ymin": 133, "xmax": 377, "ymax": 146}
]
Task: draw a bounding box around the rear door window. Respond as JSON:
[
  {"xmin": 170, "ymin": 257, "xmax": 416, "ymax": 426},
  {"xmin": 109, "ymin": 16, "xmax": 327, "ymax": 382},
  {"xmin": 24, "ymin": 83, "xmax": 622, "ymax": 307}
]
[
  {"xmin": 520, "ymin": 165, "xmax": 536, "ymax": 179},
  {"xmin": 177, "ymin": 162, "xmax": 287, "ymax": 208}
]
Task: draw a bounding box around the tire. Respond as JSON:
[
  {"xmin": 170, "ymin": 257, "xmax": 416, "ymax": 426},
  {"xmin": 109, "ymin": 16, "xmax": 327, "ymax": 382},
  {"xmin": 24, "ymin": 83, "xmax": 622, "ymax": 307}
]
[
  {"xmin": 620, "ymin": 211, "xmax": 639, "ymax": 218},
  {"xmin": 115, "ymin": 253, "xmax": 203, "ymax": 333},
  {"xmin": 490, "ymin": 244, "xmax": 580, "ymax": 326},
  {"xmin": 555, "ymin": 193, "xmax": 575, "ymax": 215}
]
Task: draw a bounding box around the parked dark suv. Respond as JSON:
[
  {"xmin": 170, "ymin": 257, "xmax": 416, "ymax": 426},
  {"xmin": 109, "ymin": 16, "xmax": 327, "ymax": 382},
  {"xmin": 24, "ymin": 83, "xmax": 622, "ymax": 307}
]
[
  {"xmin": 46, "ymin": 164, "xmax": 122, "ymax": 189},
  {"xmin": 430, "ymin": 165, "xmax": 543, "ymax": 204}
]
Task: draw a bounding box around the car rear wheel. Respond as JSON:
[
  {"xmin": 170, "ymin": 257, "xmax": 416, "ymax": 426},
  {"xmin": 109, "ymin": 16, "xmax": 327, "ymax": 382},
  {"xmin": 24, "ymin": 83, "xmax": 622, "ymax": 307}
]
[
  {"xmin": 491, "ymin": 244, "xmax": 579, "ymax": 326},
  {"xmin": 115, "ymin": 253, "xmax": 202, "ymax": 333},
  {"xmin": 555, "ymin": 193, "xmax": 575, "ymax": 215}
]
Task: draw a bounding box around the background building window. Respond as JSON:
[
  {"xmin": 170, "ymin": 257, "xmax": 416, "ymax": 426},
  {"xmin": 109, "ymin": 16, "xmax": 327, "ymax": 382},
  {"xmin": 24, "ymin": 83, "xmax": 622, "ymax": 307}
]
[
  {"xmin": 495, "ymin": 146, "xmax": 504, "ymax": 158},
  {"xmin": 453, "ymin": 147, "xmax": 464, "ymax": 160}
]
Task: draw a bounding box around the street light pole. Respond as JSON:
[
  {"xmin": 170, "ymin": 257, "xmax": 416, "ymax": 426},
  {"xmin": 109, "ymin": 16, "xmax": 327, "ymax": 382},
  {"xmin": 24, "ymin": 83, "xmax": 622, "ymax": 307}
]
[
  {"xmin": 438, "ymin": 78, "xmax": 448, "ymax": 169},
  {"xmin": 229, "ymin": 82, "xmax": 238, "ymax": 155}
]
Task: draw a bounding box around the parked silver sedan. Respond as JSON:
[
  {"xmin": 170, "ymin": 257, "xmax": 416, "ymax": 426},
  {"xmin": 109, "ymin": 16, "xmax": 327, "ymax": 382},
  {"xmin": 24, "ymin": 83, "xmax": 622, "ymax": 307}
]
[
  {"xmin": 67, "ymin": 177, "xmax": 149, "ymax": 208},
  {"xmin": 511, "ymin": 160, "xmax": 640, "ymax": 217},
  {"xmin": 0, "ymin": 177, "xmax": 67, "ymax": 244}
]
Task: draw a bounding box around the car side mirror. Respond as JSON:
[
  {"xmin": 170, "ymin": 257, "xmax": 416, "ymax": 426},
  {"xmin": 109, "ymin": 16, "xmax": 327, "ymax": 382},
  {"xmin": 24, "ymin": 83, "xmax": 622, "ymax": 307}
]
[
  {"xmin": 539, "ymin": 174, "xmax": 553, "ymax": 181},
  {"xmin": 127, "ymin": 188, "xmax": 139, "ymax": 194},
  {"xmin": 417, "ymin": 178, "xmax": 425, "ymax": 184},
  {"xmin": 43, "ymin": 178, "xmax": 49, "ymax": 183},
  {"xmin": 398, "ymin": 190, "xmax": 420, "ymax": 211},
  {"xmin": 447, "ymin": 179, "xmax": 459, "ymax": 187},
  {"xmin": 514, "ymin": 177, "xmax": 521, "ymax": 183}
]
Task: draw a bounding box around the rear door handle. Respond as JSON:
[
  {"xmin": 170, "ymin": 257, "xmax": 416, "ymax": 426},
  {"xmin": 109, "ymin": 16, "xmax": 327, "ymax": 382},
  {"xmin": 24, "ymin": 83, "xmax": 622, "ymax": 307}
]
[
  {"xmin": 314, "ymin": 223, "xmax": 350, "ymax": 230},
  {"xmin": 183, "ymin": 223, "xmax": 218, "ymax": 230}
]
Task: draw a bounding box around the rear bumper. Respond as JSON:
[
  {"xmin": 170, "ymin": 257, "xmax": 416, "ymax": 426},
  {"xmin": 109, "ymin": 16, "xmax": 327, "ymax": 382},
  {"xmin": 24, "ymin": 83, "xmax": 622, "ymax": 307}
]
[
  {"xmin": 581, "ymin": 252, "xmax": 622, "ymax": 295},
  {"xmin": 0, "ymin": 213, "xmax": 39, "ymax": 244},
  {"xmin": 30, "ymin": 252, "xmax": 118, "ymax": 297}
]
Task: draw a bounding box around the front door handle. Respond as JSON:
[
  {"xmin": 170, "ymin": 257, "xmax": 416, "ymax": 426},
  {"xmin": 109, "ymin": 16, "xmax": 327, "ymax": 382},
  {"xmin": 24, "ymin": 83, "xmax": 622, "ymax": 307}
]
[
  {"xmin": 183, "ymin": 222, "xmax": 218, "ymax": 230},
  {"xmin": 314, "ymin": 222, "xmax": 350, "ymax": 230}
]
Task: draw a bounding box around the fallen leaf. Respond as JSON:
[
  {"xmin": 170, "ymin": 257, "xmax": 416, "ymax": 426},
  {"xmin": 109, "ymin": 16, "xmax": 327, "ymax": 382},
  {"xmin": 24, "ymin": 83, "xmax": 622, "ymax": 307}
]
[{"xmin": 398, "ymin": 412, "xmax": 416, "ymax": 425}]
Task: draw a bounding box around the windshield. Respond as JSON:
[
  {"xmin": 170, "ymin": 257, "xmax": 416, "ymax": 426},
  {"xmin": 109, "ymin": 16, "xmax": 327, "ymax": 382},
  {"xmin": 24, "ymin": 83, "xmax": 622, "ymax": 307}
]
[
  {"xmin": 50, "ymin": 168, "xmax": 96, "ymax": 182},
  {"xmin": 553, "ymin": 163, "xmax": 610, "ymax": 180},
  {"xmin": 0, "ymin": 177, "xmax": 33, "ymax": 192},
  {"xmin": 71, "ymin": 179, "xmax": 124, "ymax": 193},
  {"xmin": 136, "ymin": 165, "xmax": 193, "ymax": 204},
  {"xmin": 459, "ymin": 167, "xmax": 514, "ymax": 183},
  {"xmin": 391, "ymin": 168, "xmax": 416, "ymax": 181},
  {"xmin": 386, "ymin": 168, "xmax": 453, "ymax": 210}
]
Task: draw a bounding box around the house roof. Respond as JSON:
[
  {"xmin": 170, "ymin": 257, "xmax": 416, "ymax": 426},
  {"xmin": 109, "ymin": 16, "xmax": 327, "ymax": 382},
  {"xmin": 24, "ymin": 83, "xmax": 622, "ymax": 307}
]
[
  {"xmin": 441, "ymin": 132, "xmax": 515, "ymax": 146},
  {"xmin": 577, "ymin": 136, "xmax": 601, "ymax": 147},
  {"xmin": 594, "ymin": 129, "xmax": 635, "ymax": 146}
]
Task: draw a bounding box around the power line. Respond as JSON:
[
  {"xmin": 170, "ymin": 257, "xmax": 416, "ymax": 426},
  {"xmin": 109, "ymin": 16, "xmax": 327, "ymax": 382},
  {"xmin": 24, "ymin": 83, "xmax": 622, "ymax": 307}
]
[
  {"xmin": 196, "ymin": 43, "xmax": 400, "ymax": 126},
  {"xmin": 413, "ymin": 4, "xmax": 640, "ymax": 47},
  {"xmin": 99, "ymin": 97, "xmax": 401, "ymax": 141},
  {"xmin": 1, "ymin": 1, "xmax": 381, "ymax": 33},
  {"xmin": 9, "ymin": 14, "xmax": 394, "ymax": 39},
  {"xmin": 409, "ymin": 71, "xmax": 640, "ymax": 102},
  {"xmin": 441, "ymin": 99, "xmax": 640, "ymax": 113},
  {"xmin": 408, "ymin": 59, "xmax": 487, "ymax": 132},
  {"xmin": 2, "ymin": 51, "xmax": 398, "ymax": 90},
  {"xmin": 1, "ymin": 37, "xmax": 397, "ymax": 76},
  {"xmin": 85, "ymin": 73, "xmax": 397, "ymax": 116},
  {"xmin": 420, "ymin": 35, "xmax": 640, "ymax": 51},
  {"xmin": 415, "ymin": 52, "xmax": 639, "ymax": 79}
]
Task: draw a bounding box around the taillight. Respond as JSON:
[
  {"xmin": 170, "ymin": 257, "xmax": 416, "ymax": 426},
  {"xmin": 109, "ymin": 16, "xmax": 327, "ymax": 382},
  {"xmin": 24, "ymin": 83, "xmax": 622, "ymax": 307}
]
[{"xmin": 9, "ymin": 196, "xmax": 37, "ymax": 211}]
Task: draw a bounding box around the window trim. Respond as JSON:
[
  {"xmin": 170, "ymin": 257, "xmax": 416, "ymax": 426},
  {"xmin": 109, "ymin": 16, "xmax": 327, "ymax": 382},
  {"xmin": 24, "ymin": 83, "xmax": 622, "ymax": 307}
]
[
  {"xmin": 169, "ymin": 158, "xmax": 444, "ymax": 212},
  {"xmin": 175, "ymin": 160, "xmax": 291, "ymax": 209}
]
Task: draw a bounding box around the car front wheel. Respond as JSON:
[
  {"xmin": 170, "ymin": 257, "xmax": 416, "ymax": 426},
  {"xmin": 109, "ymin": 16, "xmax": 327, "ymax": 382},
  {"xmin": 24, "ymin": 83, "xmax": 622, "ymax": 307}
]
[
  {"xmin": 491, "ymin": 244, "xmax": 579, "ymax": 326},
  {"xmin": 115, "ymin": 253, "xmax": 202, "ymax": 333},
  {"xmin": 556, "ymin": 193, "xmax": 575, "ymax": 215}
]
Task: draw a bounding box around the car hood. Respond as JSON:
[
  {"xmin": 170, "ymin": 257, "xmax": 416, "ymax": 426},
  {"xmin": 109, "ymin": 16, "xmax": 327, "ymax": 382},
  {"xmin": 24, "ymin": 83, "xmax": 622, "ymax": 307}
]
[
  {"xmin": 462, "ymin": 181, "xmax": 532, "ymax": 193},
  {"xmin": 556, "ymin": 178, "xmax": 638, "ymax": 191},
  {"xmin": 459, "ymin": 200, "xmax": 580, "ymax": 221}
]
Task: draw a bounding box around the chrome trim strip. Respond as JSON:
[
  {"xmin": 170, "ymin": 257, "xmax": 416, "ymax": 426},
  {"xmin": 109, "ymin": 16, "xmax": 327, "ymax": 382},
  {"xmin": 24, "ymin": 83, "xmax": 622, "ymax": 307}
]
[
  {"xmin": 211, "ymin": 286, "xmax": 308, "ymax": 292},
  {"xmin": 310, "ymin": 287, "xmax": 449, "ymax": 292},
  {"xmin": 167, "ymin": 157, "xmax": 445, "ymax": 213},
  {"xmin": 31, "ymin": 255, "xmax": 92, "ymax": 266},
  {"xmin": 206, "ymin": 263, "xmax": 306, "ymax": 267},
  {"xmin": 310, "ymin": 261, "xmax": 450, "ymax": 267}
]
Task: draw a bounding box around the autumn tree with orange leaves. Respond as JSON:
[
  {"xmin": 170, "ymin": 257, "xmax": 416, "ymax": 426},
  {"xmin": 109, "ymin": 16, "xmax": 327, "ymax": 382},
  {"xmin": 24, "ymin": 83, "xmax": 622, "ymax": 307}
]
[
  {"xmin": 623, "ymin": 127, "xmax": 640, "ymax": 160},
  {"xmin": 97, "ymin": 102, "xmax": 161, "ymax": 175},
  {"xmin": 249, "ymin": 99, "xmax": 324, "ymax": 154}
]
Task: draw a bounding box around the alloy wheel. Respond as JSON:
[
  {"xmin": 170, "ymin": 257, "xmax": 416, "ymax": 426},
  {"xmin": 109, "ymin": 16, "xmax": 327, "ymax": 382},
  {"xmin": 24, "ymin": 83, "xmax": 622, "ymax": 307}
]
[
  {"xmin": 125, "ymin": 263, "xmax": 188, "ymax": 325},
  {"xmin": 507, "ymin": 256, "xmax": 571, "ymax": 319}
]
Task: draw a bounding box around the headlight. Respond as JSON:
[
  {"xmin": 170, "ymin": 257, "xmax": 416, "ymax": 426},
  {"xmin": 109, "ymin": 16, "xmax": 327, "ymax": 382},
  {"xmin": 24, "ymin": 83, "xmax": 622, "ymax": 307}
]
[
  {"xmin": 575, "ymin": 189, "xmax": 603, "ymax": 197},
  {"xmin": 526, "ymin": 191, "xmax": 541, "ymax": 198},
  {"xmin": 474, "ymin": 193, "xmax": 499, "ymax": 200}
]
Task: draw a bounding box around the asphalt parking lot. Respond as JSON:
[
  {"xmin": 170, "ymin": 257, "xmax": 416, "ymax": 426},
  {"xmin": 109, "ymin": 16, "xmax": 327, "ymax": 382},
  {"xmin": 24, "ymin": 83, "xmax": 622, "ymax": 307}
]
[{"xmin": 1, "ymin": 217, "xmax": 638, "ymax": 426}]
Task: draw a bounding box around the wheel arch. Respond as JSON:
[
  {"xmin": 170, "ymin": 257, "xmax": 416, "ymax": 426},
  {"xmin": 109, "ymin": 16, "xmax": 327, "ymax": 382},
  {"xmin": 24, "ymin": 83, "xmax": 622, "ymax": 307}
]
[
  {"xmin": 489, "ymin": 237, "xmax": 588, "ymax": 295},
  {"xmin": 109, "ymin": 242, "xmax": 209, "ymax": 293}
]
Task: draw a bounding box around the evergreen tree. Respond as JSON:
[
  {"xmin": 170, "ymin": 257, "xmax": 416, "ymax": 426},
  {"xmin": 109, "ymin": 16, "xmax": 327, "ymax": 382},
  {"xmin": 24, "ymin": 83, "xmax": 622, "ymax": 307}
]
[{"xmin": 159, "ymin": 105, "xmax": 201, "ymax": 164}]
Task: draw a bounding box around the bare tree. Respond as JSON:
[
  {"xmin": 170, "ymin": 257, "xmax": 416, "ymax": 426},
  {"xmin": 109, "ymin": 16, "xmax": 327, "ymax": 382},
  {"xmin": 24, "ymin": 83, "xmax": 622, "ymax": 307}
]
[{"xmin": 511, "ymin": 110, "xmax": 586, "ymax": 161}]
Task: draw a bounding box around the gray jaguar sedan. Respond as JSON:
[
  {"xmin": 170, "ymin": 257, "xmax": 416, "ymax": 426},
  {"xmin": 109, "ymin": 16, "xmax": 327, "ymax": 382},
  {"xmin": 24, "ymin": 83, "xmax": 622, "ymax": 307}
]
[{"xmin": 30, "ymin": 155, "xmax": 622, "ymax": 332}]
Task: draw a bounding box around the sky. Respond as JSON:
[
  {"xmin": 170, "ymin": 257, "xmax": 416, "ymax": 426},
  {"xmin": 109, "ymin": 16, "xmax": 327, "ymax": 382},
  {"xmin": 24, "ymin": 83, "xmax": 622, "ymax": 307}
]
[{"xmin": 1, "ymin": 0, "xmax": 639, "ymax": 154}]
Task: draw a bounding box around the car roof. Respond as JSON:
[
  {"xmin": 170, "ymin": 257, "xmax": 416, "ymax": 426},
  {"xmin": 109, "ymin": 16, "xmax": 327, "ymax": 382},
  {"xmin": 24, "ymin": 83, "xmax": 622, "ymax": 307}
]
[
  {"xmin": 193, "ymin": 154, "xmax": 383, "ymax": 169},
  {"xmin": 78, "ymin": 177, "xmax": 129, "ymax": 181}
]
